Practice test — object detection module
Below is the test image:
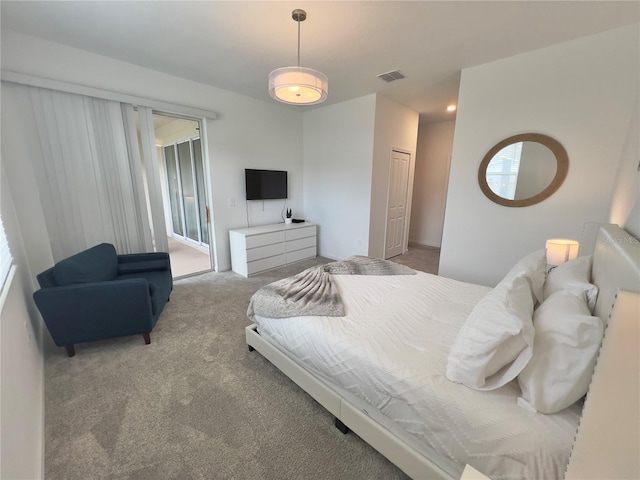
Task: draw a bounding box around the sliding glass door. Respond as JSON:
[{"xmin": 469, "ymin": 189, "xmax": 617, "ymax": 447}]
[
  {"xmin": 164, "ymin": 138, "xmax": 209, "ymax": 248},
  {"xmin": 165, "ymin": 145, "xmax": 183, "ymax": 236},
  {"xmin": 193, "ymin": 139, "xmax": 209, "ymax": 245}
]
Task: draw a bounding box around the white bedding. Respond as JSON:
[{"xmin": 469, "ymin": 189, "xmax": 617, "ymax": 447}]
[{"xmin": 254, "ymin": 271, "xmax": 582, "ymax": 480}]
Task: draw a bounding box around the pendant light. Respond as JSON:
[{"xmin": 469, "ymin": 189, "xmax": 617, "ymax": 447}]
[{"xmin": 268, "ymin": 9, "xmax": 328, "ymax": 105}]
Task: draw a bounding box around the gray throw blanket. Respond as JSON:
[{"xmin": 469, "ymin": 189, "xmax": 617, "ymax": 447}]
[{"xmin": 247, "ymin": 256, "xmax": 415, "ymax": 320}]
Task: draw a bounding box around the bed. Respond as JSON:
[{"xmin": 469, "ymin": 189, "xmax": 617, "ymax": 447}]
[{"xmin": 245, "ymin": 223, "xmax": 640, "ymax": 479}]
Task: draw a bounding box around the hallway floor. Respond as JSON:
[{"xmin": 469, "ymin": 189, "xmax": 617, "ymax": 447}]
[{"xmin": 389, "ymin": 244, "xmax": 440, "ymax": 274}]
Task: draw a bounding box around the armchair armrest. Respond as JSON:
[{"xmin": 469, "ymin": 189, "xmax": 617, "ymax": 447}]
[
  {"xmin": 117, "ymin": 252, "xmax": 171, "ymax": 274},
  {"xmin": 33, "ymin": 278, "xmax": 155, "ymax": 347}
]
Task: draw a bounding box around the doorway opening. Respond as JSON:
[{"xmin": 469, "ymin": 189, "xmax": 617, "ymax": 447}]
[{"xmin": 153, "ymin": 113, "xmax": 212, "ymax": 278}]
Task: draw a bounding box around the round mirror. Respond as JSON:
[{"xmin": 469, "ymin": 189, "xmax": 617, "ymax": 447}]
[{"xmin": 478, "ymin": 133, "xmax": 568, "ymax": 207}]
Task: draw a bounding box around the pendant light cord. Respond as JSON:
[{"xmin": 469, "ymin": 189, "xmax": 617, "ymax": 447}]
[{"xmin": 297, "ymin": 18, "xmax": 301, "ymax": 67}]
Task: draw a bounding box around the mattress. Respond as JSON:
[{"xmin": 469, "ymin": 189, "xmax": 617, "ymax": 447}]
[{"xmin": 253, "ymin": 271, "xmax": 582, "ymax": 480}]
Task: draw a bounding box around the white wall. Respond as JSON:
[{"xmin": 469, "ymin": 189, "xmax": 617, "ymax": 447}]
[
  {"xmin": 409, "ymin": 120, "xmax": 455, "ymax": 248},
  {"xmin": 302, "ymin": 94, "xmax": 418, "ymax": 261},
  {"xmin": 0, "ymin": 167, "xmax": 44, "ymax": 480},
  {"xmin": 440, "ymin": 24, "xmax": 639, "ymax": 286},
  {"xmin": 368, "ymin": 95, "xmax": 419, "ymax": 259},
  {"xmin": 609, "ymin": 96, "xmax": 640, "ymax": 238},
  {"xmin": 1, "ymin": 29, "xmax": 305, "ymax": 272},
  {"xmin": 303, "ymin": 95, "xmax": 376, "ymax": 260}
]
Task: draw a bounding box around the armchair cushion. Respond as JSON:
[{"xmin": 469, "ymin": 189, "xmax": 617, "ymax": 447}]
[
  {"xmin": 117, "ymin": 270, "xmax": 172, "ymax": 317},
  {"xmin": 117, "ymin": 252, "xmax": 171, "ymax": 274},
  {"xmin": 53, "ymin": 243, "xmax": 118, "ymax": 286}
]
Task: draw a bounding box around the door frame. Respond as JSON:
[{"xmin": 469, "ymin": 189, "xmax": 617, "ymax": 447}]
[
  {"xmin": 383, "ymin": 147, "xmax": 414, "ymax": 259},
  {"xmin": 154, "ymin": 112, "xmax": 217, "ymax": 272}
]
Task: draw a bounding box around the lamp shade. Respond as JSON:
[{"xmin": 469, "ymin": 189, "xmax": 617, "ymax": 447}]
[
  {"xmin": 546, "ymin": 238, "xmax": 580, "ymax": 266},
  {"xmin": 268, "ymin": 66, "xmax": 328, "ymax": 105}
]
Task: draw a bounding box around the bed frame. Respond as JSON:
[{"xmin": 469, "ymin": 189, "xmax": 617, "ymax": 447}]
[{"xmin": 245, "ymin": 223, "xmax": 640, "ymax": 479}]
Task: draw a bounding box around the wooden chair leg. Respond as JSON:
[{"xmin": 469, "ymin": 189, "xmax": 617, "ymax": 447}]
[
  {"xmin": 65, "ymin": 344, "xmax": 75, "ymax": 357},
  {"xmin": 142, "ymin": 333, "xmax": 151, "ymax": 345}
]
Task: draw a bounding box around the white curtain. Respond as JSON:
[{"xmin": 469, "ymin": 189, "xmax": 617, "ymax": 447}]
[
  {"xmin": 136, "ymin": 106, "xmax": 169, "ymax": 253},
  {"xmin": 121, "ymin": 104, "xmax": 154, "ymax": 250},
  {"xmin": 5, "ymin": 83, "xmax": 165, "ymax": 260},
  {"xmin": 0, "ymin": 215, "xmax": 13, "ymax": 292}
]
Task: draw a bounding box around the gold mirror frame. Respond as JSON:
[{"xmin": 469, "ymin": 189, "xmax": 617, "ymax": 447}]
[{"xmin": 478, "ymin": 133, "xmax": 569, "ymax": 207}]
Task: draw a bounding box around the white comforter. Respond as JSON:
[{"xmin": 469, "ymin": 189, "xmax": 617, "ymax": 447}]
[{"xmin": 254, "ymin": 271, "xmax": 581, "ymax": 480}]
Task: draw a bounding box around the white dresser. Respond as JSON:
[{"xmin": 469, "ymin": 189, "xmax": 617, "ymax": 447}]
[{"xmin": 229, "ymin": 222, "xmax": 317, "ymax": 277}]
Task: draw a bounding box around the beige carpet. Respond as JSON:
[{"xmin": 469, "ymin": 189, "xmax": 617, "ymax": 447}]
[{"xmin": 44, "ymin": 257, "xmax": 421, "ymax": 480}]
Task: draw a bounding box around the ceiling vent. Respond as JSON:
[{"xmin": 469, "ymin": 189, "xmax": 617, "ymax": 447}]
[{"xmin": 377, "ymin": 70, "xmax": 405, "ymax": 82}]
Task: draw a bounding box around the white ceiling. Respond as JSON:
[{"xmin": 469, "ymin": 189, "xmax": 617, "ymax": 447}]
[{"xmin": 2, "ymin": 1, "xmax": 638, "ymax": 123}]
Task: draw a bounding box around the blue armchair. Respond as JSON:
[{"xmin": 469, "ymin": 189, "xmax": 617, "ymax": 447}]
[{"xmin": 33, "ymin": 243, "xmax": 172, "ymax": 357}]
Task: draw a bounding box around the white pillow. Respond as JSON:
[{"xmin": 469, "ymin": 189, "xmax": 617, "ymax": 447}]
[
  {"xmin": 517, "ymin": 290, "xmax": 604, "ymax": 414},
  {"xmin": 543, "ymin": 255, "xmax": 598, "ymax": 313},
  {"xmin": 446, "ymin": 274, "xmax": 535, "ymax": 390},
  {"xmin": 503, "ymin": 249, "xmax": 547, "ymax": 304}
]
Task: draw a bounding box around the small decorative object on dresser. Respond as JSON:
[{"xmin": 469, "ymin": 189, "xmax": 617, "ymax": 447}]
[
  {"xmin": 285, "ymin": 208, "xmax": 293, "ymax": 224},
  {"xmin": 229, "ymin": 222, "xmax": 317, "ymax": 277}
]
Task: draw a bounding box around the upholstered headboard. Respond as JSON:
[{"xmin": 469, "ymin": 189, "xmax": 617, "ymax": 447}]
[
  {"xmin": 565, "ymin": 224, "xmax": 640, "ymax": 479},
  {"xmin": 584, "ymin": 223, "xmax": 640, "ymax": 322}
]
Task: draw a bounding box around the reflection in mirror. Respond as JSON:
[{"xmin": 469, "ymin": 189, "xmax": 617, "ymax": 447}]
[
  {"xmin": 479, "ymin": 133, "xmax": 568, "ymax": 207},
  {"xmin": 485, "ymin": 142, "xmax": 557, "ymax": 200}
]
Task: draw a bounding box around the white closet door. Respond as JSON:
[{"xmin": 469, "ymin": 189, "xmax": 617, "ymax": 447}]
[{"xmin": 385, "ymin": 150, "xmax": 411, "ymax": 259}]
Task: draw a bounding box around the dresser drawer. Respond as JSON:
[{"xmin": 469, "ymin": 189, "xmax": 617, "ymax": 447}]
[
  {"xmin": 285, "ymin": 226, "xmax": 316, "ymax": 241},
  {"xmin": 230, "ymin": 223, "xmax": 317, "ymax": 277},
  {"xmin": 286, "ymin": 246, "xmax": 316, "ymax": 264},
  {"xmin": 247, "ymin": 242, "xmax": 285, "ymax": 262},
  {"xmin": 286, "ymin": 236, "xmax": 316, "ymax": 253},
  {"xmin": 247, "ymin": 254, "xmax": 286, "ymax": 275},
  {"xmin": 246, "ymin": 231, "xmax": 285, "ymax": 249}
]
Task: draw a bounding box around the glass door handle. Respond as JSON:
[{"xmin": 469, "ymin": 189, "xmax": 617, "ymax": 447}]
[{"xmin": 206, "ymin": 205, "xmax": 210, "ymax": 223}]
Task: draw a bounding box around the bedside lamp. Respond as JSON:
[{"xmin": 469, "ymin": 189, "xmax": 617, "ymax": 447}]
[{"xmin": 546, "ymin": 238, "xmax": 580, "ymax": 267}]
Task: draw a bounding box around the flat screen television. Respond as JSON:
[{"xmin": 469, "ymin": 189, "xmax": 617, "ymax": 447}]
[{"xmin": 245, "ymin": 169, "xmax": 288, "ymax": 200}]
